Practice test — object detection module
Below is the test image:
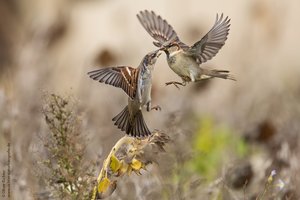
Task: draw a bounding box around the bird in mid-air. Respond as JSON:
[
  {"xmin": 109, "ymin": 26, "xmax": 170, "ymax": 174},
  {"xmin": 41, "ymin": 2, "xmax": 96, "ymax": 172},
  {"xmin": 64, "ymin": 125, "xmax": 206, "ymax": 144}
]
[
  {"xmin": 137, "ymin": 10, "xmax": 235, "ymax": 88},
  {"xmin": 88, "ymin": 50, "xmax": 161, "ymax": 137}
]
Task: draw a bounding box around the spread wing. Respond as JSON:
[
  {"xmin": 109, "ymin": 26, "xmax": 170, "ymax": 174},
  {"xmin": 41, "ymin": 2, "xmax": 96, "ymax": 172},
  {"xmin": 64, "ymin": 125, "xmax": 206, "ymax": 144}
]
[
  {"xmin": 137, "ymin": 10, "xmax": 187, "ymax": 48},
  {"xmin": 87, "ymin": 66, "xmax": 139, "ymax": 99},
  {"xmin": 187, "ymin": 13, "xmax": 230, "ymax": 64}
]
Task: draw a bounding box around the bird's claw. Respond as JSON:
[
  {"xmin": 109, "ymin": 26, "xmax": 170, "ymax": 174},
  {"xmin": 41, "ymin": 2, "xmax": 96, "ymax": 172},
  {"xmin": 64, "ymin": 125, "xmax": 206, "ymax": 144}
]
[
  {"xmin": 151, "ymin": 105, "xmax": 161, "ymax": 111},
  {"xmin": 165, "ymin": 81, "xmax": 185, "ymax": 89}
]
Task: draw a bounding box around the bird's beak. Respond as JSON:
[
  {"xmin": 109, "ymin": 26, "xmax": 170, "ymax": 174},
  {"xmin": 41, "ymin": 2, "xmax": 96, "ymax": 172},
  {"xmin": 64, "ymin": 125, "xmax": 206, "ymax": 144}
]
[
  {"xmin": 153, "ymin": 49, "xmax": 161, "ymax": 58},
  {"xmin": 159, "ymin": 46, "xmax": 167, "ymax": 51},
  {"xmin": 157, "ymin": 51, "xmax": 162, "ymax": 57}
]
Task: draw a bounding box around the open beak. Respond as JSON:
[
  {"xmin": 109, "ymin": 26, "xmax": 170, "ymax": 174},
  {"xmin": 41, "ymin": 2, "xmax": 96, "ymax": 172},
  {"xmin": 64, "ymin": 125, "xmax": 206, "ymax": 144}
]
[
  {"xmin": 157, "ymin": 51, "xmax": 162, "ymax": 57},
  {"xmin": 154, "ymin": 49, "xmax": 162, "ymax": 58},
  {"xmin": 159, "ymin": 46, "xmax": 167, "ymax": 51}
]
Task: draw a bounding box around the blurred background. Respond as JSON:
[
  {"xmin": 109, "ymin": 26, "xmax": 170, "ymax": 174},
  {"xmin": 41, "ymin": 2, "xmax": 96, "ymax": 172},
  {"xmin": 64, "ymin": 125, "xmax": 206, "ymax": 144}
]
[{"xmin": 1, "ymin": 0, "xmax": 300, "ymax": 199}]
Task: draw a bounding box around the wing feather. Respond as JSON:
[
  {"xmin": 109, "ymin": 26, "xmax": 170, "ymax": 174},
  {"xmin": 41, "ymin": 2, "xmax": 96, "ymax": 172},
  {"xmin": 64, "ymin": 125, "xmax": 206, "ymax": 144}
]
[
  {"xmin": 87, "ymin": 66, "xmax": 139, "ymax": 99},
  {"xmin": 187, "ymin": 13, "xmax": 231, "ymax": 64},
  {"xmin": 137, "ymin": 10, "xmax": 187, "ymax": 48}
]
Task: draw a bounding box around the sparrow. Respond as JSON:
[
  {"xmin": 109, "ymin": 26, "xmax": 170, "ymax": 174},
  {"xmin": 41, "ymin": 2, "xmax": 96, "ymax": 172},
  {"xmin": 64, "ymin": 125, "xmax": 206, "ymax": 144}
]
[
  {"xmin": 137, "ymin": 10, "xmax": 235, "ymax": 88},
  {"xmin": 87, "ymin": 50, "xmax": 161, "ymax": 138}
]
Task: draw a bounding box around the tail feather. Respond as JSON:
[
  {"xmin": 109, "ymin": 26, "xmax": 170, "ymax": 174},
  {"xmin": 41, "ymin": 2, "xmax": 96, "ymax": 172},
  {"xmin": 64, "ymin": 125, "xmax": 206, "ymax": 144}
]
[
  {"xmin": 132, "ymin": 111, "xmax": 150, "ymax": 137},
  {"xmin": 201, "ymin": 69, "xmax": 236, "ymax": 81},
  {"xmin": 112, "ymin": 106, "xmax": 128, "ymax": 132},
  {"xmin": 112, "ymin": 106, "xmax": 152, "ymax": 138}
]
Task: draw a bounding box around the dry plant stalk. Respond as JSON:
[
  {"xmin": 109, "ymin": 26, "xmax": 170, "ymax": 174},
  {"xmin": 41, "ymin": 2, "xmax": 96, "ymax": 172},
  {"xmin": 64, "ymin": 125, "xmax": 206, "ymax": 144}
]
[
  {"xmin": 92, "ymin": 131, "xmax": 170, "ymax": 199},
  {"xmin": 39, "ymin": 93, "xmax": 95, "ymax": 200}
]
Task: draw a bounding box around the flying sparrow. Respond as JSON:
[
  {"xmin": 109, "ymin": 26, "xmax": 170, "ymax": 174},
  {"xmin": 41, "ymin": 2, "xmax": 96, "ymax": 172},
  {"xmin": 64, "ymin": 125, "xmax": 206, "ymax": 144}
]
[
  {"xmin": 87, "ymin": 50, "xmax": 161, "ymax": 137},
  {"xmin": 137, "ymin": 10, "xmax": 235, "ymax": 88}
]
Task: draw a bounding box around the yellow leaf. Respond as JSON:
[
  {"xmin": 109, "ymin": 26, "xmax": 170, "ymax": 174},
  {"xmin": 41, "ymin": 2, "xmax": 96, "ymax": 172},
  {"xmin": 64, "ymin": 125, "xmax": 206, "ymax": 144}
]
[
  {"xmin": 98, "ymin": 177, "xmax": 110, "ymax": 193},
  {"xmin": 110, "ymin": 155, "xmax": 121, "ymax": 172},
  {"xmin": 118, "ymin": 161, "xmax": 129, "ymax": 176},
  {"xmin": 127, "ymin": 166, "xmax": 132, "ymax": 175},
  {"xmin": 131, "ymin": 158, "xmax": 142, "ymax": 170}
]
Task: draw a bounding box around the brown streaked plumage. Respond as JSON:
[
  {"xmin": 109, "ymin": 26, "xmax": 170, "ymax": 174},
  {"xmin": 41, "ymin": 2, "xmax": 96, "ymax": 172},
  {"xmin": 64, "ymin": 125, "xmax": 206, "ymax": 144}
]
[
  {"xmin": 87, "ymin": 50, "xmax": 161, "ymax": 138},
  {"xmin": 88, "ymin": 66, "xmax": 139, "ymax": 99}
]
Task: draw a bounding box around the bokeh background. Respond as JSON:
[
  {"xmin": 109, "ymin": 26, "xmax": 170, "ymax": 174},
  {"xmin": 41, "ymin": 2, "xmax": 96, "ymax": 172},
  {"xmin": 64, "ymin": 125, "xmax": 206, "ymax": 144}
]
[{"xmin": 1, "ymin": 0, "xmax": 300, "ymax": 199}]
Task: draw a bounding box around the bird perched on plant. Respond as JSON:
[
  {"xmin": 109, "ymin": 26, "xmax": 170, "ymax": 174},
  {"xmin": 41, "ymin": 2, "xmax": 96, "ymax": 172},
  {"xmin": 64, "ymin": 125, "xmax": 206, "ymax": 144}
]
[
  {"xmin": 87, "ymin": 50, "xmax": 161, "ymax": 137},
  {"xmin": 137, "ymin": 10, "xmax": 235, "ymax": 88}
]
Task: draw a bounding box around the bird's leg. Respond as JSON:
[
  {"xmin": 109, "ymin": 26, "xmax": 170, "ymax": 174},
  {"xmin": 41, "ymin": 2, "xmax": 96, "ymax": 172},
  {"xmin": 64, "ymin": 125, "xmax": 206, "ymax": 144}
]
[
  {"xmin": 146, "ymin": 102, "xmax": 151, "ymax": 112},
  {"xmin": 165, "ymin": 81, "xmax": 186, "ymax": 89},
  {"xmin": 151, "ymin": 105, "xmax": 161, "ymax": 111}
]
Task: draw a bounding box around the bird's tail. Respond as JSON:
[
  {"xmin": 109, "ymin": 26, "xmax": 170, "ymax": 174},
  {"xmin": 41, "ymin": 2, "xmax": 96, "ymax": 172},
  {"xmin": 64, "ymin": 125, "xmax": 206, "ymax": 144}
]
[
  {"xmin": 112, "ymin": 106, "xmax": 152, "ymax": 138},
  {"xmin": 199, "ymin": 69, "xmax": 236, "ymax": 81}
]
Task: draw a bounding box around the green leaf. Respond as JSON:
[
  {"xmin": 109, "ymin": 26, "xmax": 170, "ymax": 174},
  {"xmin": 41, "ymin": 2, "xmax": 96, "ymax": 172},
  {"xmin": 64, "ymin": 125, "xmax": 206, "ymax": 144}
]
[{"xmin": 190, "ymin": 117, "xmax": 249, "ymax": 180}]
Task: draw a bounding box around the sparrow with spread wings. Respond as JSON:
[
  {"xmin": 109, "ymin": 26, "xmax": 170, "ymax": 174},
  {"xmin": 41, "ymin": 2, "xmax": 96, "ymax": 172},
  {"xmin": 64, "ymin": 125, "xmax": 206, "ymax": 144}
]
[
  {"xmin": 137, "ymin": 10, "xmax": 235, "ymax": 88},
  {"xmin": 88, "ymin": 50, "xmax": 161, "ymax": 138}
]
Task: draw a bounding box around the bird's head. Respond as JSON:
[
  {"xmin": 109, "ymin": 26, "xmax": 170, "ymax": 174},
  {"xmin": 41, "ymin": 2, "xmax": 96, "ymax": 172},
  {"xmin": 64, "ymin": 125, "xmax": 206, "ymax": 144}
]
[
  {"xmin": 142, "ymin": 49, "xmax": 161, "ymax": 71},
  {"xmin": 159, "ymin": 42, "xmax": 181, "ymax": 55}
]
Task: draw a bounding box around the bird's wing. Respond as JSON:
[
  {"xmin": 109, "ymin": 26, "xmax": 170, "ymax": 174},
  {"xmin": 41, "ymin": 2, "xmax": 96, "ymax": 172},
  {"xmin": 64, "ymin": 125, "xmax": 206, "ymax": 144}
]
[
  {"xmin": 186, "ymin": 13, "xmax": 230, "ymax": 64},
  {"xmin": 137, "ymin": 10, "xmax": 187, "ymax": 48},
  {"xmin": 87, "ymin": 66, "xmax": 139, "ymax": 99}
]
